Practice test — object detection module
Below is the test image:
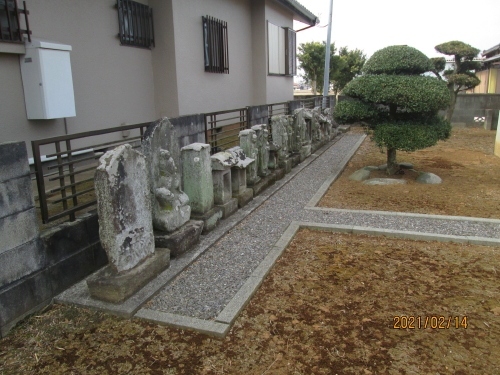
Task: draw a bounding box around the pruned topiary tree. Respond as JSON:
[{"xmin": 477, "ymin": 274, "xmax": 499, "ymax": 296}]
[
  {"xmin": 430, "ymin": 41, "xmax": 481, "ymax": 122},
  {"xmin": 334, "ymin": 45, "xmax": 451, "ymax": 175}
]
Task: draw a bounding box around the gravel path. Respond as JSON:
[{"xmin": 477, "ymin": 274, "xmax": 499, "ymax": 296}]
[{"xmin": 147, "ymin": 133, "xmax": 500, "ymax": 320}]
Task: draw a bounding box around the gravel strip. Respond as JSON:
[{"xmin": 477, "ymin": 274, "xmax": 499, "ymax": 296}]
[{"xmin": 147, "ymin": 134, "xmax": 500, "ymax": 320}]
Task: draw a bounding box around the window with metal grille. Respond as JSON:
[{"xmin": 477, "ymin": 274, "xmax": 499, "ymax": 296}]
[
  {"xmin": 202, "ymin": 15, "xmax": 229, "ymax": 74},
  {"xmin": 117, "ymin": 0, "xmax": 154, "ymax": 49},
  {"xmin": 267, "ymin": 21, "xmax": 296, "ymax": 76},
  {"xmin": 0, "ymin": 0, "xmax": 31, "ymax": 43}
]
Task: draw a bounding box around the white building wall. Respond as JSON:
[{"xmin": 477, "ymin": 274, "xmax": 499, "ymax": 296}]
[
  {"xmin": 170, "ymin": 0, "xmax": 254, "ymax": 115},
  {"xmin": 0, "ymin": 0, "xmax": 157, "ymax": 157}
]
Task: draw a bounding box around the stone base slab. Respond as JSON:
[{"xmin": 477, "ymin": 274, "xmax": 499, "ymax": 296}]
[
  {"xmin": 249, "ymin": 173, "xmax": 276, "ymax": 196},
  {"xmin": 86, "ymin": 248, "xmax": 170, "ymax": 304},
  {"xmin": 279, "ymin": 158, "xmax": 292, "ymax": 174},
  {"xmin": 300, "ymin": 144, "xmax": 311, "ymax": 162},
  {"xmin": 290, "ymin": 154, "xmax": 301, "ymax": 168},
  {"xmin": 216, "ymin": 198, "xmax": 238, "ymax": 219},
  {"xmin": 191, "ymin": 207, "xmax": 223, "ymax": 234},
  {"xmin": 154, "ymin": 220, "xmax": 204, "ymax": 258},
  {"xmin": 233, "ymin": 187, "xmax": 253, "ymax": 208},
  {"xmin": 273, "ymin": 168, "xmax": 285, "ymax": 181}
]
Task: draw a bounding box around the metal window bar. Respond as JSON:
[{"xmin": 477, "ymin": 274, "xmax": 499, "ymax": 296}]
[
  {"xmin": 32, "ymin": 122, "xmax": 150, "ymax": 224},
  {"xmin": 117, "ymin": 0, "xmax": 154, "ymax": 49},
  {"xmin": 202, "ymin": 15, "xmax": 229, "ymax": 74},
  {"xmin": 0, "ymin": 0, "xmax": 31, "ymax": 43},
  {"xmin": 204, "ymin": 108, "xmax": 248, "ymax": 154}
]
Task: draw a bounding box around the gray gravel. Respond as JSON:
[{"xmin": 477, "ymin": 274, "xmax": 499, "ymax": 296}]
[{"xmin": 147, "ymin": 134, "xmax": 500, "ymax": 319}]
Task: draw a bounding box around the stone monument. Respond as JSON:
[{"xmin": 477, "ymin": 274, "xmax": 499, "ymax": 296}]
[
  {"xmin": 87, "ymin": 144, "xmax": 169, "ymax": 303},
  {"xmin": 142, "ymin": 118, "xmax": 203, "ymax": 258},
  {"xmin": 239, "ymin": 129, "xmax": 260, "ymax": 186},
  {"xmin": 270, "ymin": 115, "xmax": 292, "ymax": 173},
  {"xmin": 226, "ymin": 146, "xmax": 254, "ymax": 207},
  {"xmin": 181, "ymin": 143, "xmax": 222, "ymax": 233},
  {"xmin": 211, "ymin": 151, "xmax": 239, "ymax": 218}
]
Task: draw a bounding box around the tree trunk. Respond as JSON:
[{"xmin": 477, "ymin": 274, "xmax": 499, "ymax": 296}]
[
  {"xmin": 386, "ymin": 148, "xmax": 398, "ymax": 175},
  {"xmin": 311, "ymin": 80, "xmax": 317, "ymax": 95},
  {"xmin": 445, "ymin": 86, "xmax": 457, "ymax": 122}
]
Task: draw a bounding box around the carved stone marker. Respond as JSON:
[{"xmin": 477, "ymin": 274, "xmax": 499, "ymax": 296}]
[
  {"xmin": 226, "ymin": 146, "xmax": 254, "ymax": 208},
  {"xmin": 142, "ymin": 118, "xmax": 202, "ymax": 258},
  {"xmin": 181, "ymin": 143, "xmax": 222, "ymax": 233},
  {"xmin": 87, "ymin": 144, "xmax": 169, "ymax": 303},
  {"xmin": 239, "ymin": 129, "xmax": 260, "ymax": 185},
  {"xmin": 270, "ymin": 115, "xmax": 292, "ymax": 173},
  {"xmin": 211, "ymin": 151, "xmax": 239, "ymax": 218},
  {"xmin": 251, "ymin": 124, "xmax": 270, "ymax": 177},
  {"xmin": 142, "ymin": 118, "xmax": 191, "ymax": 233}
]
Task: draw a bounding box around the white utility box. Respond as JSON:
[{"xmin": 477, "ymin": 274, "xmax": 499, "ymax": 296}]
[{"xmin": 20, "ymin": 39, "xmax": 76, "ymax": 120}]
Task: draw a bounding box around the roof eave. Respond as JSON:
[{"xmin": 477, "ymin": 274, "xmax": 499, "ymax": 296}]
[{"xmin": 273, "ymin": 0, "xmax": 319, "ymax": 27}]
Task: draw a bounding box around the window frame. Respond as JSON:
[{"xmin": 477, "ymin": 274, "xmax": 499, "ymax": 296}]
[
  {"xmin": 267, "ymin": 21, "xmax": 296, "ymax": 76},
  {"xmin": 202, "ymin": 15, "xmax": 229, "ymax": 74},
  {"xmin": 0, "ymin": 0, "xmax": 31, "ymax": 44},
  {"xmin": 116, "ymin": 0, "xmax": 154, "ymax": 49}
]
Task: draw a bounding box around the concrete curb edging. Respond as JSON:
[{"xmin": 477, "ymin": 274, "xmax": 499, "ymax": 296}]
[
  {"xmin": 298, "ymin": 222, "xmax": 500, "ymax": 246},
  {"xmin": 134, "ymin": 309, "xmax": 230, "ymax": 338},
  {"xmin": 306, "ymin": 207, "xmax": 500, "ymax": 225},
  {"xmin": 306, "ymin": 134, "xmax": 366, "ymax": 208}
]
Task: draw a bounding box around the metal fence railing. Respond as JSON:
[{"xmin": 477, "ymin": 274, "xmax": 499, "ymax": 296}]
[
  {"xmin": 204, "ymin": 108, "xmax": 248, "ymax": 154},
  {"xmin": 31, "ymin": 96, "xmax": 336, "ymax": 225},
  {"xmin": 32, "ymin": 122, "xmax": 150, "ymax": 224},
  {"xmin": 268, "ymin": 101, "xmax": 289, "ymax": 118}
]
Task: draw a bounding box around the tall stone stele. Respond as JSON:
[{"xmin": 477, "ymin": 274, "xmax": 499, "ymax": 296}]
[
  {"xmin": 181, "ymin": 143, "xmax": 222, "ymax": 233},
  {"xmin": 251, "ymin": 124, "xmax": 270, "ymax": 177},
  {"xmin": 270, "ymin": 115, "xmax": 292, "ymax": 173},
  {"xmin": 239, "ymin": 129, "xmax": 260, "ymax": 185},
  {"xmin": 142, "ymin": 118, "xmax": 191, "ymax": 233},
  {"xmin": 87, "ymin": 144, "xmax": 170, "ymax": 303}
]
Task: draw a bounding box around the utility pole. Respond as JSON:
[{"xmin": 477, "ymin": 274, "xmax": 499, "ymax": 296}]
[{"xmin": 322, "ymin": 0, "xmax": 334, "ymax": 108}]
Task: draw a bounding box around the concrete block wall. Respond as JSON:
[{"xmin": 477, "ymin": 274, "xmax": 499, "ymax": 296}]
[
  {"xmin": 438, "ymin": 94, "xmax": 500, "ymax": 127},
  {"xmin": 0, "ymin": 142, "xmax": 42, "ymax": 289},
  {"xmin": 0, "ymin": 141, "xmax": 107, "ymax": 338},
  {"xmin": 170, "ymin": 114, "xmax": 206, "ymax": 150},
  {"xmin": 248, "ymin": 105, "xmax": 269, "ymax": 126}
]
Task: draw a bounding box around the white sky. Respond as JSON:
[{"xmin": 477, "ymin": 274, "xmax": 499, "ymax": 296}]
[{"xmin": 294, "ymin": 0, "xmax": 500, "ymax": 60}]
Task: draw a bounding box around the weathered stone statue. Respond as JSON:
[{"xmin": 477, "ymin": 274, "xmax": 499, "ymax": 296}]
[
  {"xmin": 239, "ymin": 129, "xmax": 260, "ymax": 185},
  {"xmin": 142, "ymin": 118, "xmax": 191, "ymax": 233},
  {"xmin": 226, "ymin": 146, "xmax": 254, "ymax": 207},
  {"xmin": 270, "ymin": 115, "xmax": 291, "ymax": 172},
  {"xmin": 181, "ymin": 143, "xmax": 222, "ymax": 233},
  {"xmin": 251, "ymin": 124, "xmax": 270, "ymax": 177}
]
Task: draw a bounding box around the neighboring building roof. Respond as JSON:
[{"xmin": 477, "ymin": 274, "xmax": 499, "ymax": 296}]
[
  {"xmin": 273, "ymin": 0, "xmax": 319, "ymax": 26},
  {"xmin": 482, "ymin": 43, "xmax": 500, "ymax": 57}
]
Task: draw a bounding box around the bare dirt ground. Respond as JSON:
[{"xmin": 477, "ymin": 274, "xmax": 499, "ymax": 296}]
[
  {"xmin": 320, "ymin": 127, "xmax": 500, "ymax": 218},
  {"xmin": 1, "ymin": 230, "xmax": 499, "ymax": 374},
  {"xmin": 2, "ymin": 127, "xmax": 499, "ymax": 374}
]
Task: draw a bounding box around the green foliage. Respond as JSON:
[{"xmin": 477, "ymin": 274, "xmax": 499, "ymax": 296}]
[
  {"xmin": 371, "ymin": 116, "xmax": 451, "ymax": 152},
  {"xmin": 362, "ymin": 45, "xmax": 434, "ymax": 75},
  {"xmin": 430, "ymin": 57, "xmax": 446, "ymax": 72},
  {"xmin": 444, "ymin": 73, "xmax": 481, "ymax": 90},
  {"xmin": 332, "ymin": 47, "xmax": 367, "ymax": 94},
  {"xmin": 333, "ymin": 100, "xmax": 379, "ymax": 124},
  {"xmin": 343, "ymin": 75, "xmax": 450, "ymax": 113},
  {"xmin": 435, "ymin": 41, "xmax": 479, "ymax": 59},
  {"xmin": 297, "ymin": 41, "xmax": 341, "ymax": 94},
  {"xmin": 433, "ymin": 40, "xmax": 481, "ymax": 121},
  {"xmin": 334, "ymin": 45, "xmax": 451, "ymax": 174}
]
